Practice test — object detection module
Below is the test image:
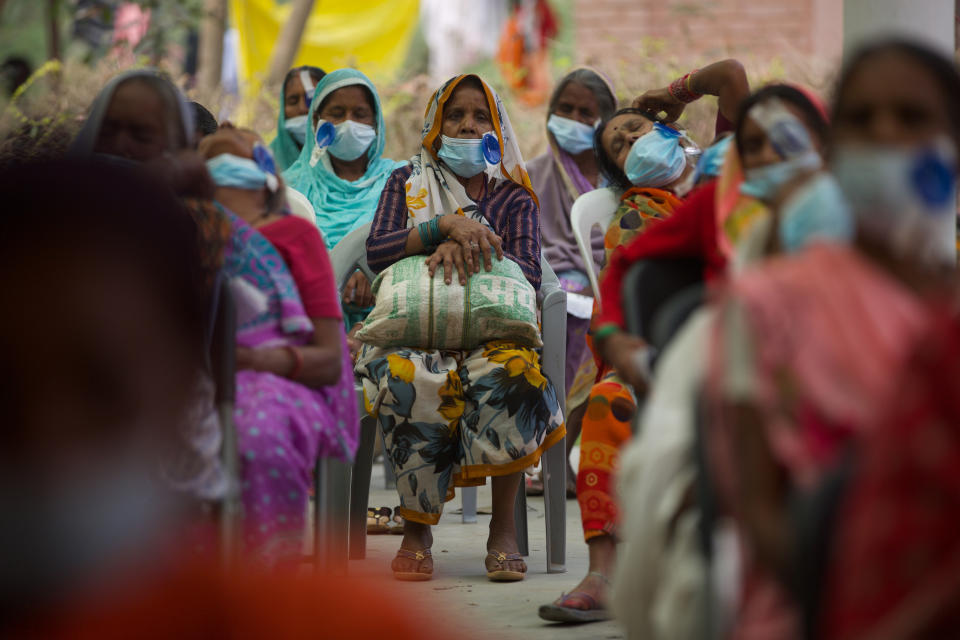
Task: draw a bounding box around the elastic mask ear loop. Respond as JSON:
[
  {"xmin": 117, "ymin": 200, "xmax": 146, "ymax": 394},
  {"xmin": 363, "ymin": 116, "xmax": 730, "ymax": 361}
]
[
  {"xmin": 309, "ymin": 120, "xmax": 336, "ymax": 168},
  {"xmin": 252, "ymin": 143, "xmax": 279, "ymax": 192},
  {"xmin": 299, "ymin": 70, "xmax": 316, "ymax": 110}
]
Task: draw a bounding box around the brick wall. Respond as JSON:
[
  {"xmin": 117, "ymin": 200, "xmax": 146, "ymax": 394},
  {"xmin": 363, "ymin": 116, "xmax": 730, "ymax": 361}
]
[{"xmin": 573, "ymin": 0, "xmax": 843, "ymax": 67}]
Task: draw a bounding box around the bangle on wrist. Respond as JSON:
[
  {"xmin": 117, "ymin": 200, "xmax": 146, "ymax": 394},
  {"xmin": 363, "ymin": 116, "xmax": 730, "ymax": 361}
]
[
  {"xmin": 430, "ymin": 216, "xmax": 443, "ymax": 245},
  {"xmin": 419, "ymin": 217, "xmax": 445, "ymax": 250},
  {"xmin": 418, "ymin": 221, "xmax": 433, "ymax": 249},
  {"xmin": 592, "ymin": 324, "xmax": 621, "ymax": 341},
  {"xmin": 284, "ymin": 345, "xmax": 303, "ymax": 379},
  {"xmin": 668, "ymin": 70, "xmax": 702, "ymax": 104}
]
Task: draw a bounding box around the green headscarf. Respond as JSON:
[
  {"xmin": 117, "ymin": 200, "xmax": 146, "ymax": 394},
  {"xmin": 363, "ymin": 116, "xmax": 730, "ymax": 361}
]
[
  {"xmin": 270, "ymin": 65, "xmax": 325, "ymax": 171},
  {"xmin": 283, "ymin": 68, "xmax": 406, "ymax": 250}
]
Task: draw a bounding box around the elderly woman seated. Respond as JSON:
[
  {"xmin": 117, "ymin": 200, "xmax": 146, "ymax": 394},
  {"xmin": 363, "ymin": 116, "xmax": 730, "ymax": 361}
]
[
  {"xmin": 198, "ymin": 125, "xmax": 358, "ymax": 565},
  {"xmin": 357, "ymin": 74, "xmax": 565, "ymax": 582}
]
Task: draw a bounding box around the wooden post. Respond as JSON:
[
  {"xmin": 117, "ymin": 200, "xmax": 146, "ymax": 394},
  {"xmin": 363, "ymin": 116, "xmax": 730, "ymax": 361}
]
[
  {"xmin": 266, "ymin": 0, "xmax": 316, "ymax": 87},
  {"xmin": 198, "ymin": 0, "xmax": 228, "ymax": 93},
  {"xmin": 46, "ymin": 0, "xmax": 61, "ymax": 61}
]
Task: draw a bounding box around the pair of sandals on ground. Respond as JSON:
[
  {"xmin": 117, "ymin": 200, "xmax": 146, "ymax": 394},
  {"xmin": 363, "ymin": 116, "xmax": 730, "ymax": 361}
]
[
  {"xmin": 368, "ymin": 505, "xmax": 606, "ymax": 621},
  {"xmin": 368, "ymin": 505, "xmax": 527, "ymax": 583}
]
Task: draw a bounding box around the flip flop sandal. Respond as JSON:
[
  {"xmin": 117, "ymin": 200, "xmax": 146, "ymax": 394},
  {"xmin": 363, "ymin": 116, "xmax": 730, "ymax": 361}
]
[
  {"xmin": 537, "ymin": 571, "xmax": 611, "ymax": 622},
  {"xmin": 367, "ymin": 506, "xmax": 391, "ymax": 534},
  {"xmin": 388, "ymin": 506, "xmax": 405, "ymax": 534},
  {"xmin": 392, "ymin": 548, "xmax": 433, "ymax": 582},
  {"xmin": 485, "ymin": 550, "xmax": 526, "ymax": 582},
  {"xmin": 537, "ymin": 592, "xmax": 611, "ymax": 623}
]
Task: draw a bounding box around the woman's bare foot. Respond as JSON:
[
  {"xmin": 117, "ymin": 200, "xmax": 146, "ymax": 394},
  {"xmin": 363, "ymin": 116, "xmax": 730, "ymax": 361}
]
[
  {"xmin": 553, "ymin": 535, "xmax": 616, "ymax": 609},
  {"xmin": 487, "ymin": 473, "xmax": 527, "ymax": 577},
  {"xmin": 391, "ymin": 520, "xmax": 434, "ymax": 576},
  {"xmin": 485, "ymin": 521, "xmax": 527, "ymax": 576},
  {"xmin": 552, "ymin": 571, "xmax": 608, "ymax": 609}
]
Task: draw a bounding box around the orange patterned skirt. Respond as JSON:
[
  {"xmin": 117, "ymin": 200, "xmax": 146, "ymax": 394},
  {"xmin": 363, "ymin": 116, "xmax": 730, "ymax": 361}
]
[{"xmin": 576, "ymin": 371, "xmax": 636, "ymax": 541}]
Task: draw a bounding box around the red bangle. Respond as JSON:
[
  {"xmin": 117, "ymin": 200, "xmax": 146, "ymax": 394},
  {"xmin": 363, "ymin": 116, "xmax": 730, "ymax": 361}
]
[
  {"xmin": 284, "ymin": 345, "xmax": 303, "ymax": 379},
  {"xmin": 668, "ymin": 70, "xmax": 702, "ymax": 104}
]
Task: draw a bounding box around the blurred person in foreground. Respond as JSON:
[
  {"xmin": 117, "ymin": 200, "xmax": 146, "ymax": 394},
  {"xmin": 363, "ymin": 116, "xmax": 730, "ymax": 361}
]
[
  {"xmin": 0, "ymin": 156, "xmax": 204, "ymax": 633},
  {"xmin": 705, "ymin": 39, "xmax": 960, "ymax": 639},
  {"xmin": 0, "ymin": 156, "xmax": 462, "ymax": 640}
]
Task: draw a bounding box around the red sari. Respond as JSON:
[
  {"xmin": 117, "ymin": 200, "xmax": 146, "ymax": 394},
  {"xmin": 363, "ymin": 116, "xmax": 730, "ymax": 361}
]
[{"xmin": 821, "ymin": 307, "xmax": 960, "ymax": 639}]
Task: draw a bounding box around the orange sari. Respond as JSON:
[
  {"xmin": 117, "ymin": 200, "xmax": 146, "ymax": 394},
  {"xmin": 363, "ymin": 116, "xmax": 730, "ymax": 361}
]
[{"xmin": 578, "ymin": 187, "xmax": 683, "ymax": 540}]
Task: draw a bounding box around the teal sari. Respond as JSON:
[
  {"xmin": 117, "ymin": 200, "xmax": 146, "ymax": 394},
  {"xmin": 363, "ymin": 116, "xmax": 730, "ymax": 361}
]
[{"xmin": 282, "ymin": 68, "xmax": 406, "ymax": 251}]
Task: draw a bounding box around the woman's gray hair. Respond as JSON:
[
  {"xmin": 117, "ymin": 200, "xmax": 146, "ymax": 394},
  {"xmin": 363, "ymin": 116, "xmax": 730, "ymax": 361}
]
[
  {"xmin": 121, "ymin": 74, "xmax": 191, "ymax": 151},
  {"xmin": 68, "ymin": 69, "xmax": 194, "ymax": 156},
  {"xmin": 548, "ymin": 68, "xmax": 617, "ymax": 120}
]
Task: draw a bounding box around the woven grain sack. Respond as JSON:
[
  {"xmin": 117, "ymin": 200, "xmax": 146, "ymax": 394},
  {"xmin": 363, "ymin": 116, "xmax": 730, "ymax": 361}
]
[{"xmin": 355, "ymin": 255, "xmax": 541, "ymax": 350}]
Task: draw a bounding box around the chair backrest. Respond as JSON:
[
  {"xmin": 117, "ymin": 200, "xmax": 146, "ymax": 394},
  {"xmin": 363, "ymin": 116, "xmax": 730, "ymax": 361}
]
[
  {"xmin": 539, "ymin": 254, "xmax": 561, "ymax": 302},
  {"xmin": 329, "ymin": 222, "xmax": 375, "ymax": 291},
  {"xmin": 286, "ymin": 186, "xmax": 316, "ymax": 223},
  {"xmin": 569, "ymin": 187, "xmax": 621, "ymax": 301},
  {"xmin": 622, "ymin": 258, "xmax": 704, "ymax": 348}
]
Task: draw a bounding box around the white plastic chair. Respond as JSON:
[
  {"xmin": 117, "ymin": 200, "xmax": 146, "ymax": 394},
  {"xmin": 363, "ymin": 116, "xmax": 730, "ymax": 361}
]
[
  {"xmin": 569, "ymin": 187, "xmax": 621, "ymax": 301},
  {"xmin": 286, "ymin": 186, "xmax": 315, "ymax": 223},
  {"xmin": 331, "ymin": 223, "xmax": 568, "ymax": 573}
]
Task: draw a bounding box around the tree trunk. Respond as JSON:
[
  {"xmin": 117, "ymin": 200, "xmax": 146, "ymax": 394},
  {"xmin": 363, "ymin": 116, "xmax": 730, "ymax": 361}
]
[
  {"xmin": 266, "ymin": 0, "xmax": 316, "ymax": 87},
  {"xmin": 46, "ymin": 0, "xmax": 61, "ymax": 61},
  {"xmin": 198, "ymin": 0, "xmax": 228, "ymax": 93}
]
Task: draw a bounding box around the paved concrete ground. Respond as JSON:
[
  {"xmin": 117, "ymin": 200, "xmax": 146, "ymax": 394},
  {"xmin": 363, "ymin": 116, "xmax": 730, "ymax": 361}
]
[{"xmin": 350, "ymin": 462, "xmax": 625, "ymax": 640}]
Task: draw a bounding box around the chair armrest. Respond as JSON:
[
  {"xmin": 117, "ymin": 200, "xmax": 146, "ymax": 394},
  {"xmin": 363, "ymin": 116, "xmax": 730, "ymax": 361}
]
[
  {"xmin": 539, "ymin": 287, "xmax": 568, "ymax": 414},
  {"xmin": 329, "ymin": 223, "xmax": 375, "ymax": 291}
]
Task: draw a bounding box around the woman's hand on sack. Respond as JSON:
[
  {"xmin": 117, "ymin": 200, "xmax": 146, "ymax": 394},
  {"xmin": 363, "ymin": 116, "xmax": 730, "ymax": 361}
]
[
  {"xmin": 347, "ymin": 323, "xmax": 364, "ymax": 363},
  {"xmin": 427, "ymin": 240, "xmax": 476, "ymax": 286},
  {"xmin": 632, "ymin": 87, "xmax": 685, "ymax": 123},
  {"xmin": 342, "ymin": 270, "xmax": 375, "ymax": 307},
  {"xmin": 438, "ymin": 214, "xmax": 503, "ymax": 273}
]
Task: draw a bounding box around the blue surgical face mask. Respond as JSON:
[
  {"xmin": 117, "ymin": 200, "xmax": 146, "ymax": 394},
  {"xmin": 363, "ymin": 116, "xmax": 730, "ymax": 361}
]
[
  {"xmin": 284, "ymin": 114, "xmax": 308, "ymax": 146},
  {"xmin": 207, "ymin": 153, "xmax": 277, "ymax": 191},
  {"xmin": 438, "ymin": 135, "xmax": 487, "ymax": 178},
  {"xmin": 778, "ymin": 172, "xmax": 854, "ymax": 253},
  {"xmin": 693, "ymin": 135, "xmax": 733, "ymax": 183},
  {"xmin": 326, "ymin": 119, "xmax": 376, "ymax": 161},
  {"xmin": 624, "ymin": 122, "xmax": 687, "ymax": 188},
  {"xmin": 740, "ymin": 151, "xmax": 822, "ymax": 201},
  {"xmin": 548, "ymin": 114, "xmax": 596, "ymax": 155},
  {"xmin": 832, "ymin": 140, "xmax": 957, "ymax": 265}
]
